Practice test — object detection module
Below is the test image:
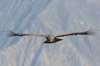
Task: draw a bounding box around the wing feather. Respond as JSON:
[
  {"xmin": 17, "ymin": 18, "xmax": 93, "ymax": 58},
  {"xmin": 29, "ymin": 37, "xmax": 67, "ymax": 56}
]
[
  {"xmin": 56, "ymin": 27, "xmax": 96, "ymax": 37},
  {"xmin": 6, "ymin": 30, "xmax": 46, "ymax": 38},
  {"xmin": 55, "ymin": 32, "xmax": 88, "ymax": 37}
]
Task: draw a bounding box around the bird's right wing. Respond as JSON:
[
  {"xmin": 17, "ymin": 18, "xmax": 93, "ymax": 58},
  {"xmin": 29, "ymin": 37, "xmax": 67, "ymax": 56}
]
[{"xmin": 5, "ymin": 30, "xmax": 47, "ymax": 38}]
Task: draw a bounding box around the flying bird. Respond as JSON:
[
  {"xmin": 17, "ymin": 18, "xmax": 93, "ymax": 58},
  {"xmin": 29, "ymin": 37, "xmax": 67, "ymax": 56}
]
[{"xmin": 6, "ymin": 27, "xmax": 96, "ymax": 43}]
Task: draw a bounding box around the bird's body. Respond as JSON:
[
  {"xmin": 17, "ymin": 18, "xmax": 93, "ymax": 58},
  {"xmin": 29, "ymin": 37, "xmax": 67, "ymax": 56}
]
[
  {"xmin": 6, "ymin": 27, "xmax": 96, "ymax": 43},
  {"xmin": 43, "ymin": 35, "xmax": 63, "ymax": 43}
]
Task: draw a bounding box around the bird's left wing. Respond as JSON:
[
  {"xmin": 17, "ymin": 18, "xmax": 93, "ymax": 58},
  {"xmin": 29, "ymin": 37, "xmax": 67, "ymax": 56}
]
[{"xmin": 55, "ymin": 27, "xmax": 96, "ymax": 37}]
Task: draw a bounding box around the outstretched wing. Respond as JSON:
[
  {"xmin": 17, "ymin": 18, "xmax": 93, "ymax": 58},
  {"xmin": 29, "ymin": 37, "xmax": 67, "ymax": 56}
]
[
  {"xmin": 55, "ymin": 27, "xmax": 96, "ymax": 37},
  {"xmin": 5, "ymin": 30, "xmax": 46, "ymax": 38}
]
